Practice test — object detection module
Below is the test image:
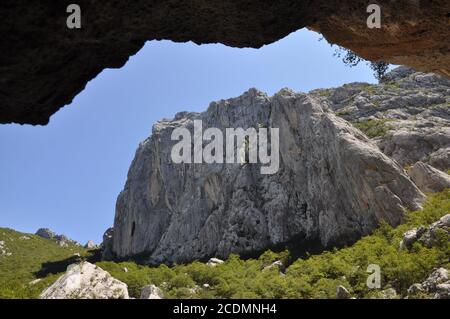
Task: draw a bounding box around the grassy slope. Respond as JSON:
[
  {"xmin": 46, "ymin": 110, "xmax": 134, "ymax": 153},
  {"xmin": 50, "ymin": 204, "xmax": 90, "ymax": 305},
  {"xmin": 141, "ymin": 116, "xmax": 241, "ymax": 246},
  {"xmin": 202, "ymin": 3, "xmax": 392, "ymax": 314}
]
[
  {"xmin": 0, "ymin": 229, "xmax": 89, "ymax": 298},
  {"xmin": 99, "ymin": 189, "xmax": 450, "ymax": 299},
  {"xmin": 1, "ymin": 190, "xmax": 449, "ymax": 299}
]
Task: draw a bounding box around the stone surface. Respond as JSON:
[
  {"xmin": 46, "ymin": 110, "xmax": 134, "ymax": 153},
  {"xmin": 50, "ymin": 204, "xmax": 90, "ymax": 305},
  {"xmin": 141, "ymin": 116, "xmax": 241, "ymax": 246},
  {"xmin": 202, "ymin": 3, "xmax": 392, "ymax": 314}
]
[
  {"xmin": 336, "ymin": 285, "xmax": 351, "ymax": 299},
  {"xmin": 312, "ymin": 67, "xmax": 450, "ymax": 170},
  {"xmin": 101, "ymin": 227, "xmax": 115, "ymax": 260},
  {"xmin": 207, "ymin": 258, "xmax": 225, "ymax": 267},
  {"xmin": 35, "ymin": 228, "xmax": 79, "ymax": 247},
  {"xmin": 378, "ymin": 288, "xmax": 398, "ymax": 299},
  {"xmin": 35, "ymin": 228, "xmax": 56, "ymax": 240},
  {"xmin": 110, "ymin": 87, "xmax": 425, "ymax": 264},
  {"xmin": 40, "ymin": 262, "xmax": 129, "ymax": 299},
  {"xmin": 263, "ymin": 260, "xmax": 285, "ymax": 273},
  {"xmin": 407, "ymin": 268, "xmax": 450, "ymax": 299},
  {"xmin": 84, "ymin": 240, "xmax": 96, "ymax": 249},
  {"xmin": 140, "ymin": 284, "xmax": 163, "ymax": 299},
  {"xmin": 1, "ymin": 1, "xmax": 449, "ymax": 125},
  {"xmin": 0, "ymin": 240, "xmax": 11, "ymax": 257},
  {"xmin": 409, "ymin": 162, "xmax": 450, "ymax": 193},
  {"xmin": 400, "ymin": 214, "xmax": 450, "ymax": 250}
]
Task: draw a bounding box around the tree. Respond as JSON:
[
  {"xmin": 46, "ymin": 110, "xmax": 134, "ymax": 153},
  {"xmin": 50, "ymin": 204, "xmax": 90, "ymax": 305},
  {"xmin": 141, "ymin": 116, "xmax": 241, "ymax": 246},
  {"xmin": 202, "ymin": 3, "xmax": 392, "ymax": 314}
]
[{"xmin": 334, "ymin": 47, "xmax": 389, "ymax": 80}]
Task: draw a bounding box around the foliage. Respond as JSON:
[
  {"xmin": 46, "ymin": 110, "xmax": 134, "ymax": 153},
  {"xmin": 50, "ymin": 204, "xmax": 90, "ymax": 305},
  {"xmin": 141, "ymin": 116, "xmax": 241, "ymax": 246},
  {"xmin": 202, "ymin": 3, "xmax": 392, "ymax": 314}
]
[
  {"xmin": 353, "ymin": 119, "xmax": 393, "ymax": 138},
  {"xmin": 334, "ymin": 47, "xmax": 389, "ymax": 80},
  {"xmin": 0, "ymin": 229, "xmax": 89, "ymax": 298},
  {"xmin": 100, "ymin": 190, "xmax": 450, "ymax": 299},
  {"xmin": 2, "ymin": 190, "xmax": 449, "ymax": 299}
]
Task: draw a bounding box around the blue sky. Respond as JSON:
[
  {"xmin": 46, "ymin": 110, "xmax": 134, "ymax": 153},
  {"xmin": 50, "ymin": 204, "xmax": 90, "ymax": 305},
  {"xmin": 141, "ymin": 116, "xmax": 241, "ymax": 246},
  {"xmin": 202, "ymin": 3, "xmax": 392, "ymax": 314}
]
[{"xmin": 0, "ymin": 29, "xmax": 380, "ymax": 244}]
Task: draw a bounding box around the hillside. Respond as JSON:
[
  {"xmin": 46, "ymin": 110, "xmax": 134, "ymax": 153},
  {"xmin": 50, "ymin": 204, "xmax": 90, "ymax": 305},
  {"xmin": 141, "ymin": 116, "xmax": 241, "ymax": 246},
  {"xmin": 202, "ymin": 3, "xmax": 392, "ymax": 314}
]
[
  {"xmin": 0, "ymin": 229, "xmax": 90, "ymax": 298},
  {"xmin": 1, "ymin": 189, "xmax": 448, "ymax": 299}
]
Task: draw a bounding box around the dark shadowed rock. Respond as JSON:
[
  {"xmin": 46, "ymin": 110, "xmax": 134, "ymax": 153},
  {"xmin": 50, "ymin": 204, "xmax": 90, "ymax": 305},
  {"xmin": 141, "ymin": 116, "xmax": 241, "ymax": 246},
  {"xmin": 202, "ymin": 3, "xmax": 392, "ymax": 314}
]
[
  {"xmin": 101, "ymin": 227, "xmax": 115, "ymax": 260},
  {"xmin": 1, "ymin": 1, "xmax": 449, "ymax": 125},
  {"xmin": 336, "ymin": 285, "xmax": 351, "ymax": 299}
]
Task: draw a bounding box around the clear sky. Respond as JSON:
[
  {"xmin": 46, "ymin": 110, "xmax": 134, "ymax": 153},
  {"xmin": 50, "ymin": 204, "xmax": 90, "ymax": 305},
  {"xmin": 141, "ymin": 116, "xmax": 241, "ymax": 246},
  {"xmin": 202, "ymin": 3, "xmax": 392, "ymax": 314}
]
[{"xmin": 0, "ymin": 29, "xmax": 380, "ymax": 245}]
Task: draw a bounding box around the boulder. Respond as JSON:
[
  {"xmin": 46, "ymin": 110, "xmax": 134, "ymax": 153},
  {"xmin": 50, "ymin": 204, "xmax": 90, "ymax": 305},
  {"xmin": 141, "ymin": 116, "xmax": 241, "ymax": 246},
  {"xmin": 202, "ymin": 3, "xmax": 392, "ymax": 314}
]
[
  {"xmin": 35, "ymin": 228, "xmax": 55, "ymax": 240},
  {"xmin": 429, "ymin": 147, "xmax": 450, "ymax": 171},
  {"xmin": 407, "ymin": 268, "xmax": 450, "ymax": 299},
  {"xmin": 336, "ymin": 285, "xmax": 351, "ymax": 299},
  {"xmin": 40, "ymin": 262, "xmax": 129, "ymax": 299},
  {"xmin": 140, "ymin": 284, "xmax": 163, "ymax": 299},
  {"xmin": 207, "ymin": 258, "xmax": 224, "ymax": 267},
  {"xmin": 84, "ymin": 240, "xmax": 96, "ymax": 249},
  {"xmin": 409, "ymin": 162, "xmax": 450, "ymax": 193},
  {"xmin": 400, "ymin": 214, "xmax": 450, "ymax": 250},
  {"xmin": 101, "ymin": 227, "xmax": 115, "ymax": 260}
]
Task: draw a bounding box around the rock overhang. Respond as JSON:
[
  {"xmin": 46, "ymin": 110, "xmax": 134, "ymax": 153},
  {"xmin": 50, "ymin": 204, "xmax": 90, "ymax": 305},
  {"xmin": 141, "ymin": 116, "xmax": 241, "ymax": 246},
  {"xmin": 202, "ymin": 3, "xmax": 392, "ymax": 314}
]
[{"xmin": 1, "ymin": 0, "xmax": 449, "ymax": 125}]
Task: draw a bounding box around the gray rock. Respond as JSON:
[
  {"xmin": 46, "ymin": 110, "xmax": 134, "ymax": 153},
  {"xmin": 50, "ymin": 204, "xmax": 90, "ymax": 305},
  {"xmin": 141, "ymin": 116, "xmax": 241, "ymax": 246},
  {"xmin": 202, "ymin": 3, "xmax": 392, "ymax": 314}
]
[
  {"xmin": 409, "ymin": 162, "xmax": 450, "ymax": 193},
  {"xmin": 378, "ymin": 288, "xmax": 398, "ymax": 299},
  {"xmin": 40, "ymin": 262, "xmax": 129, "ymax": 299},
  {"xmin": 84, "ymin": 240, "xmax": 96, "ymax": 249},
  {"xmin": 35, "ymin": 228, "xmax": 55, "ymax": 240},
  {"xmin": 101, "ymin": 227, "xmax": 115, "ymax": 260},
  {"xmin": 418, "ymin": 214, "xmax": 450, "ymax": 248},
  {"xmin": 110, "ymin": 88, "xmax": 425, "ymax": 264},
  {"xmin": 0, "ymin": 240, "xmax": 11, "ymax": 257},
  {"xmin": 35, "ymin": 229, "xmax": 79, "ymax": 247},
  {"xmin": 422, "ymin": 268, "xmax": 449, "ymax": 291},
  {"xmin": 407, "ymin": 268, "xmax": 450, "ymax": 299},
  {"xmin": 140, "ymin": 284, "xmax": 163, "ymax": 299},
  {"xmin": 436, "ymin": 283, "xmax": 450, "ymax": 299},
  {"xmin": 400, "ymin": 214, "xmax": 449, "ymax": 250},
  {"xmin": 263, "ymin": 260, "xmax": 285, "ymax": 273},
  {"xmin": 399, "ymin": 228, "xmax": 420, "ymax": 250},
  {"xmin": 320, "ymin": 67, "xmax": 450, "ymax": 169},
  {"xmin": 207, "ymin": 258, "xmax": 225, "ymax": 267},
  {"xmin": 429, "ymin": 147, "xmax": 450, "ymax": 171},
  {"xmin": 336, "ymin": 285, "xmax": 351, "ymax": 299}
]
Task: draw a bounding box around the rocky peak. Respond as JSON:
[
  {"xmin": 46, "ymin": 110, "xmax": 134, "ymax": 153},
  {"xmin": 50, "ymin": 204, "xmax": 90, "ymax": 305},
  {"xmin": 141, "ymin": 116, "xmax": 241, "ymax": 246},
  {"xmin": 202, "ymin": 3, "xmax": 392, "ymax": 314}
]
[{"xmin": 108, "ymin": 78, "xmax": 426, "ymax": 264}]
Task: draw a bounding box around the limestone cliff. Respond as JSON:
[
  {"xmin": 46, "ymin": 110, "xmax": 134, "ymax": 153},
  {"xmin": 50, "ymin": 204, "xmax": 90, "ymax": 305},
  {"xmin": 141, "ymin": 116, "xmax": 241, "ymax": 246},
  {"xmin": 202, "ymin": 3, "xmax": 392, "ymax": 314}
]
[{"xmin": 107, "ymin": 72, "xmax": 430, "ymax": 264}]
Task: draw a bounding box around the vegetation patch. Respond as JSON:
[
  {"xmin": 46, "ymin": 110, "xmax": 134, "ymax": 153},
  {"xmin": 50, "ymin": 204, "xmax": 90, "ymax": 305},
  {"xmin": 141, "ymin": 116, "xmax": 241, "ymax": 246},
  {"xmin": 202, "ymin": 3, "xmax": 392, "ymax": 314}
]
[
  {"xmin": 353, "ymin": 119, "xmax": 394, "ymax": 138},
  {"xmin": 0, "ymin": 229, "xmax": 89, "ymax": 298},
  {"xmin": 1, "ymin": 190, "xmax": 449, "ymax": 299},
  {"xmin": 99, "ymin": 190, "xmax": 449, "ymax": 299}
]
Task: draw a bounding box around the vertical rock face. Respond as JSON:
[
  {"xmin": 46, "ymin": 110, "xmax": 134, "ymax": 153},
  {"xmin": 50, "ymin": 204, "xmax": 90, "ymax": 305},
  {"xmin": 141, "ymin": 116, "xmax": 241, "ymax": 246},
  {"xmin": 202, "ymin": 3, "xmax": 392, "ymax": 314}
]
[{"xmin": 110, "ymin": 87, "xmax": 425, "ymax": 264}]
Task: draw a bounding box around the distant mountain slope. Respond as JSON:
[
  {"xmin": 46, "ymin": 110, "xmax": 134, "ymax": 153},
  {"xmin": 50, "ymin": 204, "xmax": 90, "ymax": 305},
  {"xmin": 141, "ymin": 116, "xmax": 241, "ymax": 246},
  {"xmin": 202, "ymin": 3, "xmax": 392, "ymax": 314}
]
[
  {"xmin": 1, "ymin": 189, "xmax": 449, "ymax": 299},
  {"xmin": 0, "ymin": 228, "xmax": 89, "ymax": 298}
]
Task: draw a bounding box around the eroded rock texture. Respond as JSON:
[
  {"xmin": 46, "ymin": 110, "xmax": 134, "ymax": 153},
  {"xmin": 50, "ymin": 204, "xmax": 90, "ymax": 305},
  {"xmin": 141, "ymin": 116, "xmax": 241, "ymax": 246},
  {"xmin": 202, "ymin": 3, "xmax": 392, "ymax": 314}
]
[
  {"xmin": 110, "ymin": 84, "xmax": 425, "ymax": 264},
  {"xmin": 312, "ymin": 67, "xmax": 450, "ymax": 170},
  {"xmin": 1, "ymin": 1, "xmax": 449, "ymax": 124},
  {"xmin": 40, "ymin": 262, "xmax": 129, "ymax": 299}
]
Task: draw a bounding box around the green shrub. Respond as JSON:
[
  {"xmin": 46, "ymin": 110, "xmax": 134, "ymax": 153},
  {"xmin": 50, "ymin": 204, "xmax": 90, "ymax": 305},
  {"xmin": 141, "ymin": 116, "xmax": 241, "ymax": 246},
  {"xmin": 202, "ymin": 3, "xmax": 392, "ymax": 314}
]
[
  {"xmin": 2, "ymin": 190, "xmax": 449, "ymax": 299},
  {"xmin": 353, "ymin": 119, "xmax": 393, "ymax": 138}
]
